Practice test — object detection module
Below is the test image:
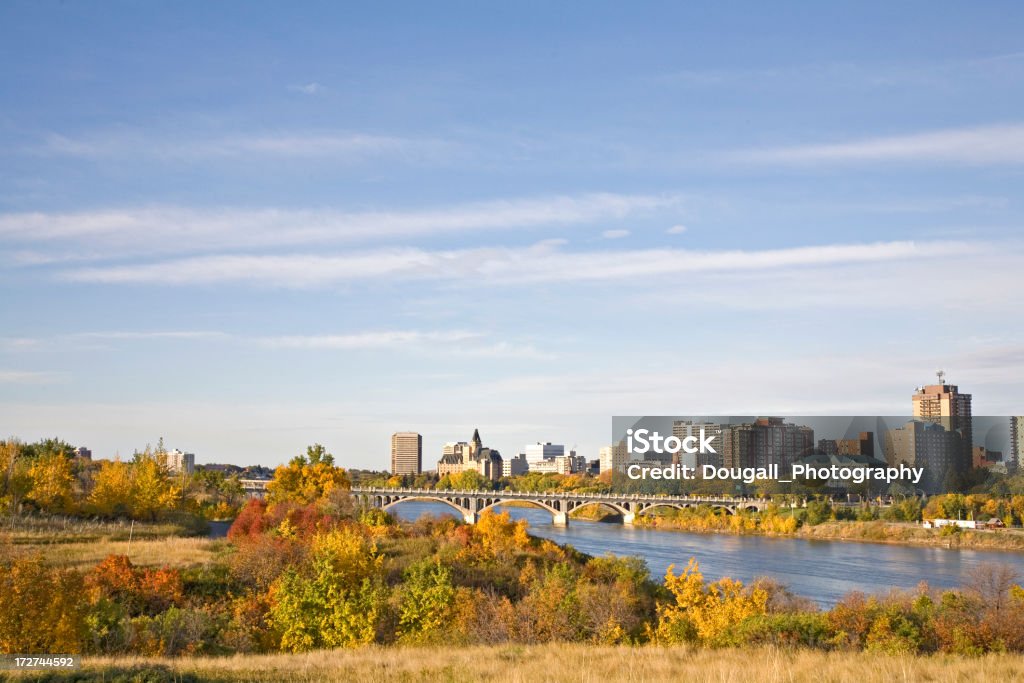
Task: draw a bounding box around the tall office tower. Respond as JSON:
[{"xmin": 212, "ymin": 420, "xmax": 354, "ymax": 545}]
[
  {"xmin": 1012, "ymin": 416, "xmax": 1024, "ymax": 470},
  {"xmin": 672, "ymin": 420, "xmax": 724, "ymax": 467},
  {"xmin": 391, "ymin": 432, "xmax": 423, "ymax": 475},
  {"xmin": 912, "ymin": 372, "xmax": 973, "ymax": 474}
]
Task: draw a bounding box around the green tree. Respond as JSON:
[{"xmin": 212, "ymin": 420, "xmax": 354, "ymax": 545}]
[
  {"xmin": 397, "ymin": 559, "xmax": 455, "ymax": 642},
  {"xmin": 270, "ymin": 528, "xmax": 386, "ymax": 651}
]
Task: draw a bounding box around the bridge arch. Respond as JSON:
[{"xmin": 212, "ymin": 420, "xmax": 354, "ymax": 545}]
[
  {"xmin": 478, "ymin": 498, "xmax": 575, "ymax": 526},
  {"xmin": 567, "ymin": 500, "xmax": 630, "ymax": 518},
  {"xmin": 381, "ymin": 495, "xmax": 471, "ymax": 518},
  {"xmin": 637, "ymin": 502, "xmax": 734, "ymax": 516}
]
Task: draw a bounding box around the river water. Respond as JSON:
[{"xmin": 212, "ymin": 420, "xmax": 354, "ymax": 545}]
[{"xmin": 389, "ymin": 501, "xmax": 1024, "ymax": 607}]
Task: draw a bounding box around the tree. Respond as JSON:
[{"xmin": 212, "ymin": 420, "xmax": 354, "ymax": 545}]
[
  {"xmin": 267, "ymin": 444, "xmax": 350, "ymax": 505},
  {"xmin": 88, "ymin": 459, "xmax": 135, "ymax": 517},
  {"xmin": 0, "ymin": 557, "xmax": 86, "ymax": 653},
  {"xmin": 27, "ymin": 451, "xmax": 75, "ymax": 513},
  {"xmin": 0, "ymin": 438, "xmax": 31, "ymax": 513},
  {"xmin": 20, "ymin": 438, "xmax": 76, "ymax": 461},
  {"xmin": 653, "ymin": 558, "xmax": 769, "ymax": 646},
  {"xmin": 132, "ymin": 454, "xmax": 177, "ymax": 520},
  {"xmin": 397, "ymin": 559, "xmax": 455, "ymax": 642},
  {"xmin": 269, "ymin": 528, "xmax": 386, "ymax": 651}
]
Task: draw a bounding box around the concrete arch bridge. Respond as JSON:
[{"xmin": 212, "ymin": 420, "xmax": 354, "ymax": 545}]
[{"xmin": 349, "ymin": 487, "xmax": 769, "ymax": 526}]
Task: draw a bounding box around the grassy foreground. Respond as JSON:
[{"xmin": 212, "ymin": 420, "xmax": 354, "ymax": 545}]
[{"xmin": 8, "ymin": 645, "xmax": 1024, "ymax": 682}]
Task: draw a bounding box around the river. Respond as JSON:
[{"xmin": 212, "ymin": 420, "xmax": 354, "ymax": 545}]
[{"xmin": 388, "ymin": 501, "xmax": 1024, "ymax": 607}]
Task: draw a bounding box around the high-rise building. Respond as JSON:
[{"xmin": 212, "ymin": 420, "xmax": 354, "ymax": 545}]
[
  {"xmin": 391, "ymin": 432, "xmax": 422, "ymax": 475},
  {"xmin": 166, "ymin": 448, "xmax": 195, "ymax": 475},
  {"xmin": 912, "ymin": 373, "xmax": 973, "ymax": 474},
  {"xmin": 721, "ymin": 417, "xmax": 814, "ymax": 470},
  {"xmin": 884, "ymin": 420, "xmax": 959, "ymax": 492},
  {"xmin": 599, "ymin": 442, "xmax": 628, "ymax": 474},
  {"xmin": 1011, "ymin": 416, "xmax": 1023, "ymax": 470},
  {"xmin": 672, "ymin": 421, "xmax": 724, "ymax": 468}
]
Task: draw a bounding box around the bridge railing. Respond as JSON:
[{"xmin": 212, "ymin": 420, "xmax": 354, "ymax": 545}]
[{"xmin": 350, "ymin": 486, "xmax": 772, "ymax": 505}]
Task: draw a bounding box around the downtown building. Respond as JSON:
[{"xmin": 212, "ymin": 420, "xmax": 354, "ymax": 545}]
[
  {"xmin": 912, "ymin": 374, "xmax": 973, "ymax": 473},
  {"xmin": 390, "ymin": 431, "xmax": 423, "ymax": 475},
  {"xmin": 166, "ymin": 448, "xmax": 195, "ymax": 475},
  {"xmin": 599, "ymin": 441, "xmax": 629, "ymax": 474},
  {"xmin": 721, "ymin": 417, "xmax": 814, "ymax": 470},
  {"xmin": 437, "ymin": 429, "xmax": 503, "ymax": 480},
  {"xmin": 672, "ymin": 420, "xmax": 724, "ymax": 468},
  {"xmin": 1012, "ymin": 416, "xmax": 1024, "ymax": 471}
]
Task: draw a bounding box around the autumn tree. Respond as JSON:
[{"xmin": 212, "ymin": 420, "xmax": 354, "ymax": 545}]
[
  {"xmin": 269, "ymin": 527, "xmax": 386, "ymax": 651},
  {"xmin": 396, "ymin": 559, "xmax": 455, "ymax": 642},
  {"xmin": 0, "ymin": 438, "xmax": 31, "ymax": 513},
  {"xmin": 266, "ymin": 444, "xmax": 350, "ymax": 505},
  {"xmin": 27, "ymin": 451, "xmax": 76, "ymax": 513},
  {"xmin": 88, "ymin": 459, "xmax": 135, "ymax": 517},
  {"xmin": 132, "ymin": 453, "xmax": 178, "ymax": 520},
  {"xmin": 0, "ymin": 557, "xmax": 87, "ymax": 653},
  {"xmin": 653, "ymin": 558, "xmax": 769, "ymax": 647}
]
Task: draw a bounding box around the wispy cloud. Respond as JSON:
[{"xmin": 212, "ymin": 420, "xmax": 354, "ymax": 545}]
[
  {"xmin": 258, "ymin": 331, "xmax": 479, "ymax": 350},
  {"xmin": 38, "ymin": 130, "xmax": 449, "ymax": 162},
  {"xmin": 71, "ymin": 331, "xmax": 230, "ymax": 341},
  {"xmin": 666, "ymin": 224, "xmax": 687, "ymax": 234},
  {"xmin": 601, "ymin": 229, "xmax": 630, "ymax": 239},
  {"xmin": 0, "ymin": 193, "xmax": 678, "ymax": 258},
  {"xmin": 728, "ymin": 123, "xmax": 1024, "ymax": 166},
  {"xmin": 0, "ymin": 370, "xmax": 64, "ymax": 384},
  {"xmin": 1, "ymin": 329, "xmax": 551, "ymax": 360},
  {"xmin": 288, "ymin": 82, "xmax": 324, "ymax": 95},
  {"xmin": 59, "ymin": 239, "xmax": 980, "ymax": 288}
]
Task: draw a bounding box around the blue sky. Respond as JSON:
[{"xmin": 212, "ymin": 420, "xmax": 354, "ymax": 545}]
[{"xmin": 2, "ymin": 2, "xmax": 1023, "ymax": 468}]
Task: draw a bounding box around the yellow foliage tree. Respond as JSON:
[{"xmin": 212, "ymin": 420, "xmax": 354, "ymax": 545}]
[
  {"xmin": 28, "ymin": 451, "xmax": 76, "ymax": 513},
  {"xmin": 88, "ymin": 459, "xmax": 135, "ymax": 517},
  {"xmin": 267, "ymin": 444, "xmax": 350, "ymax": 505},
  {"xmin": 653, "ymin": 558, "xmax": 768, "ymax": 646},
  {"xmin": 0, "ymin": 557, "xmax": 86, "ymax": 653}
]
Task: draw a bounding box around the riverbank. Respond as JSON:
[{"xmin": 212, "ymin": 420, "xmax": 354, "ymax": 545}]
[
  {"xmin": 10, "ymin": 645, "xmax": 1024, "ymax": 682},
  {"xmin": 632, "ymin": 514, "xmax": 1024, "ymax": 552}
]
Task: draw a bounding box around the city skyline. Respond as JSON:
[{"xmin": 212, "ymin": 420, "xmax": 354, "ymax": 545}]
[{"xmin": 2, "ymin": 3, "xmax": 1024, "ymax": 468}]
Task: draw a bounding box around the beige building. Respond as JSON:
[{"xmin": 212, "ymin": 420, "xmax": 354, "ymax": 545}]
[
  {"xmin": 390, "ymin": 432, "xmax": 422, "ymax": 475},
  {"xmin": 599, "ymin": 442, "xmax": 629, "ymax": 474},
  {"xmin": 672, "ymin": 421, "xmax": 724, "ymax": 468},
  {"xmin": 166, "ymin": 448, "xmax": 195, "ymax": 475},
  {"xmin": 437, "ymin": 429, "xmax": 503, "ymax": 481},
  {"xmin": 911, "ymin": 373, "xmax": 973, "ymax": 475}
]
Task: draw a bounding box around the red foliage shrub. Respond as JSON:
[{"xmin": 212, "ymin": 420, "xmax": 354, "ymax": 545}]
[
  {"xmin": 86, "ymin": 555, "xmax": 183, "ymax": 616},
  {"xmin": 227, "ymin": 499, "xmax": 271, "ymax": 541}
]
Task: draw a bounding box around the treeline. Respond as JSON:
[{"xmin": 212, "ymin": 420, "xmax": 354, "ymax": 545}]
[
  {"xmin": 3, "ymin": 496, "xmax": 1024, "ymax": 657},
  {"xmin": 0, "ymin": 437, "xmax": 244, "ymax": 522}
]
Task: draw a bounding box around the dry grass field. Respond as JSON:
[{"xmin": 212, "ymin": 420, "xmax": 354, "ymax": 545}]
[
  {"xmin": 0, "ymin": 514, "xmax": 225, "ymax": 569},
  {"xmin": 9, "ymin": 645, "xmax": 1024, "ymax": 683}
]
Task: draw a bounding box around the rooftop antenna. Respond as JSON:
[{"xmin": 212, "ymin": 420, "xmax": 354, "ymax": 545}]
[{"xmin": 936, "ymin": 369, "xmax": 946, "ymax": 385}]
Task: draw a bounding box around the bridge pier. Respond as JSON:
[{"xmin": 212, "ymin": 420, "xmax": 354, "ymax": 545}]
[
  {"xmin": 551, "ymin": 512, "xmax": 568, "ymax": 527},
  {"xmin": 622, "ymin": 513, "xmax": 635, "ymax": 525},
  {"xmin": 463, "ymin": 512, "xmax": 478, "ymax": 524}
]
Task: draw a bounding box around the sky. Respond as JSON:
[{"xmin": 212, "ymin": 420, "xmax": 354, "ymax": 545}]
[{"xmin": 1, "ymin": 1, "xmax": 1023, "ymax": 469}]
